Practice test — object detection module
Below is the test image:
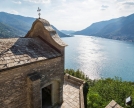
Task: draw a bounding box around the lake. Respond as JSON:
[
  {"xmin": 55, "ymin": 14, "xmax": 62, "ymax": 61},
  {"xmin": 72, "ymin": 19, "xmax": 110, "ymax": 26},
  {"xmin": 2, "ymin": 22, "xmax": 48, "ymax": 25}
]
[{"xmin": 62, "ymin": 35, "xmax": 134, "ymax": 81}]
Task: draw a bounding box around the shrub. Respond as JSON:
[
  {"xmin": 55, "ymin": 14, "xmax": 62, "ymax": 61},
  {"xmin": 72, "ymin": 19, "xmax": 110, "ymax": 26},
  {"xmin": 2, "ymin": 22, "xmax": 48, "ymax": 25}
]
[{"xmin": 65, "ymin": 69, "xmax": 134, "ymax": 108}]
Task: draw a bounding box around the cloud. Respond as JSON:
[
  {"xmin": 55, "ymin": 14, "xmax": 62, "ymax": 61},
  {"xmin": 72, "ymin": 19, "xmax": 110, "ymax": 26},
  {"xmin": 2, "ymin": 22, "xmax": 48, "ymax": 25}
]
[
  {"xmin": 115, "ymin": 0, "xmax": 127, "ymax": 2},
  {"xmin": 10, "ymin": 10, "xmax": 19, "ymax": 14},
  {"xmin": 101, "ymin": 5, "xmax": 109, "ymax": 8},
  {"xmin": 116, "ymin": 0, "xmax": 134, "ymax": 10},
  {"xmin": 1, "ymin": 0, "xmax": 134, "ymax": 30},
  {"xmin": 115, "ymin": 0, "xmax": 134, "ymax": 5},
  {"xmin": 123, "ymin": 2, "xmax": 134, "ymax": 5},
  {"xmin": 101, "ymin": 5, "xmax": 109, "ymax": 10},
  {"xmin": 23, "ymin": 0, "xmax": 50, "ymax": 4},
  {"xmin": 12, "ymin": 1, "xmax": 21, "ymax": 4}
]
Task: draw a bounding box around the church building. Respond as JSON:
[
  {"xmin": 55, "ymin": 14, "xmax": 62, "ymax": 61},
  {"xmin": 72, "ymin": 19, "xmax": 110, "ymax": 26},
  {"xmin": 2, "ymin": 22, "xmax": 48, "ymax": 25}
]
[
  {"xmin": 0, "ymin": 17, "xmax": 67, "ymax": 108},
  {"xmin": 0, "ymin": 8, "xmax": 85, "ymax": 107}
]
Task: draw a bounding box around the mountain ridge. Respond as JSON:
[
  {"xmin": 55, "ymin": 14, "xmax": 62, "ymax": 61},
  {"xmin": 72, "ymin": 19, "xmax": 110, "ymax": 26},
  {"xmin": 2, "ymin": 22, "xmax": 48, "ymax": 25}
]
[
  {"xmin": 60, "ymin": 30, "xmax": 75, "ymax": 35},
  {"xmin": 74, "ymin": 13, "xmax": 134, "ymax": 42},
  {"xmin": 0, "ymin": 12, "xmax": 69, "ymax": 38}
]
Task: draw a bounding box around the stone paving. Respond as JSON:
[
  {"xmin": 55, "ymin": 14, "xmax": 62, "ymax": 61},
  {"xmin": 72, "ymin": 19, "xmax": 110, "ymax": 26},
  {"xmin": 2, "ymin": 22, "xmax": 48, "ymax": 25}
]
[{"xmin": 60, "ymin": 81, "xmax": 80, "ymax": 108}]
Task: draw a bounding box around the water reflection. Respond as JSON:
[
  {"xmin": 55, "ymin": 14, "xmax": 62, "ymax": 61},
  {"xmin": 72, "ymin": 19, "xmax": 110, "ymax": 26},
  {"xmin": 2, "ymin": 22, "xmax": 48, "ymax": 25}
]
[
  {"xmin": 76, "ymin": 36, "xmax": 107, "ymax": 79},
  {"xmin": 63, "ymin": 36, "xmax": 107, "ymax": 79},
  {"xmin": 62, "ymin": 35, "xmax": 134, "ymax": 81}
]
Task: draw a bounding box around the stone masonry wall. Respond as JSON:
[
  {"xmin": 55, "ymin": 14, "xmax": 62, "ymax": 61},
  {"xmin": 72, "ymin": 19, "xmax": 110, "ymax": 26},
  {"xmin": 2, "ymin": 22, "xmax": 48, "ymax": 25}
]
[{"xmin": 0, "ymin": 56, "xmax": 64, "ymax": 108}]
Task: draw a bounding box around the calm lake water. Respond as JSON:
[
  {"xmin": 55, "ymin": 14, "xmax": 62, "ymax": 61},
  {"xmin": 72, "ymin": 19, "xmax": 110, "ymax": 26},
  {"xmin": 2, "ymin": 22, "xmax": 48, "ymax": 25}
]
[{"xmin": 62, "ymin": 35, "xmax": 134, "ymax": 81}]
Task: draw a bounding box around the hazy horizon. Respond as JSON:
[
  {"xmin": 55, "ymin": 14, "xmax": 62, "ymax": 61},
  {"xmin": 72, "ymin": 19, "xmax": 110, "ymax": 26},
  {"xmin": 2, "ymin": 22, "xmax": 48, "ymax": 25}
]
[{"xmin": 0, "ymin": 0, "xmax": 134, "ymax": 30}]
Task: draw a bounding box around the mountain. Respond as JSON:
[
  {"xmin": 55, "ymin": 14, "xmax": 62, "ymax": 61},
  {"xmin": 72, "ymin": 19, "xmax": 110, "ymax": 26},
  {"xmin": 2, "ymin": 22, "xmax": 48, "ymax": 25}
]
[
  {"xmin": 0, "ymin": 12, "xmax": 69, "ymax": 38},
  {"xmin": 0, "ymin": 12, "xmax": 35, "ymax": 34},
  {"xmin": 0, "ymin": 22, "xmax": 25, "ymax": 38},
  {"xmin": 60, "ymin": 30, "xmax": 75, "ymax": 35},
  {"xmin": 51, "ymin": 25, "xmax": 71, "ymax": 37},
  {"xmin": 74, "ymin": 13, "xmax": 134, "ymax": 42}
]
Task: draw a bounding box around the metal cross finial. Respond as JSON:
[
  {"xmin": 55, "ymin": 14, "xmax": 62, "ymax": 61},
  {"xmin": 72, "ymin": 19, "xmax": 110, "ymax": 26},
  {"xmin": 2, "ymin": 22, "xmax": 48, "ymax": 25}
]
[{"xmin": 37, "ymin": 7, "xmax": 41, "ymax": 19}]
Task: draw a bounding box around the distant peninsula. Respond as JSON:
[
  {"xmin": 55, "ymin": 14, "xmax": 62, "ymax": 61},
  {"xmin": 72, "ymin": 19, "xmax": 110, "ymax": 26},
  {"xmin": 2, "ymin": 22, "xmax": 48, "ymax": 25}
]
[{"xmin": 73, "ymin": 13, "xmax": 134, "ymax": 42}]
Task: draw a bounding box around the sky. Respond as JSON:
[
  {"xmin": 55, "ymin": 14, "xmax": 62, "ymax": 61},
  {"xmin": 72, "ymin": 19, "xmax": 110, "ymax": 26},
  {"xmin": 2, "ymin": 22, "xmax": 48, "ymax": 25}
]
[{"xmin": 0, "ymin": 0, "xmax": 134, "ymax": 31}]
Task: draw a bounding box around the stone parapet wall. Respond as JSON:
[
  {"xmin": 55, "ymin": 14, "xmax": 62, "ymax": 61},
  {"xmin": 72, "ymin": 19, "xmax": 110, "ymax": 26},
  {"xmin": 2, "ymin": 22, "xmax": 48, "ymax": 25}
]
[
  {"xmin": 64, "ymin": 74, "xmax": 85, "ymax": 108},
  {"xmin": 80, "ymin": 84, "xmax": 85, "ymax": 108},
  {"xmin": 64, "ymin": 74, "xmax": 85, "ymax": 86}
]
